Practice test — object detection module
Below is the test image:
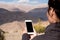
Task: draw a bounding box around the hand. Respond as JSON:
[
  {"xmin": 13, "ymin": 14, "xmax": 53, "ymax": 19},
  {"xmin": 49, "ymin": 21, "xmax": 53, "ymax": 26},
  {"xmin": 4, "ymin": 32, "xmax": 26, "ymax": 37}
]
[
  {"xmin": 22, "ymin": 33, "xmax": 36, "ymax": 40},
  {"xmin": 22, "ymin": 33, "xmax": 31, "ymax": 40}
]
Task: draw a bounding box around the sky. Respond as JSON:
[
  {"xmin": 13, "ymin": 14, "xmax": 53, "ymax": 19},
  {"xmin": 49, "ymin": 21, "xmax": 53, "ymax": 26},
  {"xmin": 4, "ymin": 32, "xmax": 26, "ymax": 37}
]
[{"xmin": 0, "ymin": 0, "xmax": 48, "ymax": 5}]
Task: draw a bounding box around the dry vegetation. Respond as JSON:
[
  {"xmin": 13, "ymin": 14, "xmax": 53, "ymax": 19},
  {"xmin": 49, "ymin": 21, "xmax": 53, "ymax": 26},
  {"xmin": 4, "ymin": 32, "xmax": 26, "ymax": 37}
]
[{"xmin": 34, "ymin": 19, "xmax": 49, "ymax": 33}]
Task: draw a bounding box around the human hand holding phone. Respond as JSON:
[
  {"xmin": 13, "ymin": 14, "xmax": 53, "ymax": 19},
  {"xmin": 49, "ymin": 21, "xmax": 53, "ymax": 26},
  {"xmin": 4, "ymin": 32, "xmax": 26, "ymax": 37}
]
[
  {"xmin": 22, "ymin": 20, "xmax": 37, "ymax": 40},
  {"xmin": 22, "ymin": 33, "xmax": 36, "ymax": 40}
]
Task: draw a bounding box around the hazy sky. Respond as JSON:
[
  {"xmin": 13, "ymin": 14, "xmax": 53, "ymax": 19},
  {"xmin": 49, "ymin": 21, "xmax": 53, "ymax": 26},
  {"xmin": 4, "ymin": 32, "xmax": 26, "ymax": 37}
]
[{"xmin": 0, "ymin": 0, "xmax": 48, "ymax": 4}]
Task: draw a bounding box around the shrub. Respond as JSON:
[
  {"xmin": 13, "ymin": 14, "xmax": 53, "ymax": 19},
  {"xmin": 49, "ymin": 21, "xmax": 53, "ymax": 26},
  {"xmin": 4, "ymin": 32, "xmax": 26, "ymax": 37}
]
[
  {"xmin": 0, "ymin": 29, "xmax": 5, "ymax": 40},
  {"xmin": 34, "ymin": 25, "xmax": 46, "ymax": 33},
  {"xmin": 34, "ymin": 19, "xmax": 46, "ymax": 33}
]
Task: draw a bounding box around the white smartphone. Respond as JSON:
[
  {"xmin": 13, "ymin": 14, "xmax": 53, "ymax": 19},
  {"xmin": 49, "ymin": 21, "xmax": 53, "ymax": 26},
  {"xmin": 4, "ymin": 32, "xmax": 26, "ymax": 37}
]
[{"xmin": 25, "ymin": 20, "xmax": 34, "ymax": 34}]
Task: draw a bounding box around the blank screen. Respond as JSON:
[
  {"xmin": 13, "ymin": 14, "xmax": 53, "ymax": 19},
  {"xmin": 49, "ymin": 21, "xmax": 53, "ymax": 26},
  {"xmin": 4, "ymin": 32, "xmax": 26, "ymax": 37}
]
[{"xmin": 26, "ymin": 22, "xmax": 34, "ymax": 32}]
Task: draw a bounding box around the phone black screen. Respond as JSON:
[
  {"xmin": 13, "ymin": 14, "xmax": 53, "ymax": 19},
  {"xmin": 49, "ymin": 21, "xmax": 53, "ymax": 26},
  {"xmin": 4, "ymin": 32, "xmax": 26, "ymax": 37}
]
[{"xmin": 26, "ymin": 22, "xmax": 34, "ymax": 32}]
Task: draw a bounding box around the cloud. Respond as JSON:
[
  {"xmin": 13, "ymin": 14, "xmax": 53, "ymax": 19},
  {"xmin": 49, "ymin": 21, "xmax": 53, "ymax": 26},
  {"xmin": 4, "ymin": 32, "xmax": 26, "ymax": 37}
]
[
  {"xmin": 0, "ymin": 0, "xmax": 48, "ymax": 5},
  {"xmin": 18, "ymin": 0, "xmax": 29, "ymax": 3},
  {"xmin": 30, "ymin": 1, "xmax": 39, "ymax": 4},
  {"xmin": 17, "ymin": 0, "xmax": 40, "ymax": 4}
]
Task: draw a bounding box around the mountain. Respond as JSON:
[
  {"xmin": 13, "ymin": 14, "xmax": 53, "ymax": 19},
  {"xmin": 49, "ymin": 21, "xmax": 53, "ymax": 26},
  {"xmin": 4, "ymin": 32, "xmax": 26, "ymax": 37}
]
[
  {"xmin": 27, "ymin": 7, "xmax": 48, "ymax": 22},
  {"xmin": 0, "ymin": 8, "xmax": 26, "ymax": 25},
  {"xmin": 0, "ymin": 3, "xmax": 48, "ymax": 28},
  {"xmin": 0, "ymin": 7, "xmax": 48, "ymax": 25},
  {"xmin": 0, "ymin": 3, "xmax": 48, "ymax": 12}
]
